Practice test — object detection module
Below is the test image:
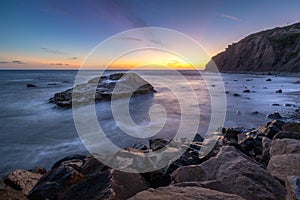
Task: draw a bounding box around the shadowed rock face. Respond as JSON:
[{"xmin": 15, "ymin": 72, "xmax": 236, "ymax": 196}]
[
  {"xmin": 206, "ymin": 22, "xmax": 300, "ymax": 72},
  {"xmin": 49, "ymin": 72, "xmax": 155, "ymax": 108}
]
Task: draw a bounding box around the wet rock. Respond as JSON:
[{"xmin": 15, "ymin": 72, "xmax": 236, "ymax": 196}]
[
  {"xmin": 129, "ymin": 186, "xmax": 246, "ymax": 200},
  {"xmin": 50, "ymin": 73, "xmax": 155, "ymax": 108},
  {"xmin": 243, "ymin": 89, "xmax": 251, "ymax": 93},
  {"xmin": 251, "ymin": 111, "xmax": 260, "ymax": 115},
  {"xmin": 193, "ymin": 133, "xmax": 204, "ymax": 142},
  {"xmin": 233, "ymin": 93, "xmax": 241, "ymax": 97},
  {"xmin": 149, "ymin": 138, "xmax": 169, "ymax": 151},
  {"xmin": 258, "ymin": 120, "xmax": 285, "ymax": 139},
  {"xmin": 260, "ymin": 137, "xmax": 272, "ymax": 165},
  {"xmin": 272, "ymin": 103, "xmax": 280, "ymax": 106},
  {"xmin": 223, "ymin": 128, "xmax": 241, "ymax": 142},
  {"xmin": 60, "ymin": 169, "xmax": 149, "ymax": 200},
  {"xmin": 273, "ymin": 131, "xmax": 300, "ymax": 140},
  {"xmin": 172, "ymin": 146, "xmax": 286, "ymax": 200},
  {"xmin": 266, "ymin": 78, "xmax": 272, "ymax": 81},
  {"xmin": 285, "ymin": 176, "xmax": 300, "ymax": 200},
  {"xmin": 282, "ymin": 123, "xmax": 300, "ymax": 133},
  {"xmin": 266, "ymin": 112, "xmax": 283, "ymax": 120},
  {"xmin": 267, "ymin": 139, "xmax": 300, "ymax": 182},
  {"xmin": 276, "ymin": 89, "xmax": 283, "ymax": 93},
  {"xmin": 238, "ymin": 134, "xmax": 262, "ymax": 156},
  {"xmin": 246, "ymin": 79, "xmax": 253, "ymax": 81},
  {"xmin": 284, "ymin": 103, "xmax": 296, "ymax": 107},
  {"xmin": 27, "ymin": 84, "xmax": 37, "ymax": 88},
  {"xmin": 29, "ymin": 167, "xmax": 47, "ymax": 175},
  {"xmin": 3, "ymin": 169, "xmax": 42, "ymax": 195}
]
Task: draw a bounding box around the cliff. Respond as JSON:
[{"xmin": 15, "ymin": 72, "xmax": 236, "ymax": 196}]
[{"xmin": 206, "ymin": 22, "xmax": 300, "ymax": 72}]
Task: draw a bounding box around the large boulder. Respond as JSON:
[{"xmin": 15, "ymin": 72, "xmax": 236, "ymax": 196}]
[
  {"xmin": 282, "ymin": 123, "xmax": 300, "ymax": 133},
  {"xmin": 50, "ymin": 72, "xmax": 155, "ymax": 108},
  {"xmin": 285, "ymin": 176, "xmax": 300, "ymax": 200},
  {"xmin": 60, "ymin": 169, "xmax": 149, "ymax": 200},
  {"xmin": 171, "ymin": 146, "xmax": 286, "ymax": 200},
  {"xmin": 267, "ymin": 139, "xmax": 300, "ymax": 182},
  {"xmin": 128, "ymin": 186, "xmax": 245, "ymax": 200}
]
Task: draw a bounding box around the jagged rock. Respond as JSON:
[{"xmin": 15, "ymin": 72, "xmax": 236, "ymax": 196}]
[
  {"xmin": 29, "ymin": 167, "xmax": 47, "ymax": 175},
  {"xmin": 238, "ymin": 133, "xmax": 263, "ymax": 156},
  {"xmin": 273, "ymin": 131, "xmax": 300, "ymax": 140},
  {"xmin": 3, "ymin": 169, "xmax": 42, "ymax": 195},
  {"xmin": 260, "ymin": 137, "xmax": 272, "ymax": 165},
  {"xmin": 50, "ymin": 73, "xmax": 155, "ymax": 108},
  {"xmin": 267, "ymin": 139, "xmax": 300, "ymax": 182},
  {"xmin": 258, "ymin": 120, "xmax": 285, "ymax": 139},
  {"xmin": 206, "ymin": 22, "xmax": 300, "ymax": 72},
  {"xmin": 282, "ymin": 123, "xmax": 300, "ymax": 133},
  {"xmin": 129, "ymin": 186, "xmax": 246, "ymax": 200},
  {"xmin": 149, "ymin": 138, "xmax": 169, "ymax": 151},
  {"xmin": 0, "ymin": 187, "xmax": 26, "ymax": 200},
  {"xmin": 171, "ymin": 146, "xmax": 286, "ymax": 200},
  {"xmin": 285, "ymin": 176, "xmax": 300, "ymax": 200},
  {"xmin": 171, "ymin": 165, "xmax": 206, "ymax": 183},
  {"xmin": 60, "ymin": 169, "xmax": 149, "ymax": 200}
]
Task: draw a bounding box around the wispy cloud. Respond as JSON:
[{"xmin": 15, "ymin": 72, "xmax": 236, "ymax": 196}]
[
  {"xmin": 220, "ymin": 14, "xmax": 242, "ymax": 22},
  {"xmin": 12, "ymin": 60, "xmax": 25, "ymax": 64},
  {"xmin": 41, "ymin": 47, "xmax": 65, "ymax": 54},
  {"xmin": 116, "ymin": 37, "xmax": 143, "ymax": 42},
  {"xmin": 0, "ymin": 60, "xmax": 25, "ymax": 64},
  {"xmin": 70, "ymin": 57, "xmax": 78, "ymax": 60},
  {"xmin": 50, "ymin": 63, "xmax": 69, "ymax": 66}
]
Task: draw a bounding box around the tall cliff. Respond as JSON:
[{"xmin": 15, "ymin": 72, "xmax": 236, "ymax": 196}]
[{"xmin": 206, "ymin": 22, "xmax": 300, "ymax": 72}]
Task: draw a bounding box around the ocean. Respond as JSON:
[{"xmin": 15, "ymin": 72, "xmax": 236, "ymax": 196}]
[{"xmin": 0, "ymin": 70, "xmax": 299, "ymax": 176}]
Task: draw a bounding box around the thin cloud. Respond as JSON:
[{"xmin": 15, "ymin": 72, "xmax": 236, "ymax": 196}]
[
  {"xmin": 41, "ymin": 47, "xmax": 65, "ymax": 54},
  {"xmin": 50, "ymin": 62, "xmax": 69, "ymax": 66},
  {"xmin": 70, "ymin": 57, "xmax": 78, "ymax": 60},
  {"xmin": 116, "ymin": 37, "xmax": 143, "ymax": 42},
  {"xmin": 0, "ymin": 61, "xmax": 9, "ymax": 64},
  {"xmin": 12, "ymin": 60, "xmax": 25, "ymax": 64},
  {"xmin": 220, "ymin": 14, "xmax": 242, "ymax": 22}
]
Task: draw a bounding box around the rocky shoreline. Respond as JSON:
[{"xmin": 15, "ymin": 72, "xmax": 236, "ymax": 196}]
[{"xmin": 1, "ymin": 111, "xmax": 300, "ymax": 200}]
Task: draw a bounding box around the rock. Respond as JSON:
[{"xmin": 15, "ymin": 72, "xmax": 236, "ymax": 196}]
[
  {"xmin": 243, "ymin": 89, "xmax": 251, "ymax": 93},
  {"xmin": 3, "ymin": 169, "xmax": 42, "ymax": 195},
  {"xmin": 246, "ymin": 79, "xmax": 253, "ymax": 81},
  {"xmin": 282, "ymin": 123, "xmax": 300, "ymax": 133},
  {"xmin": 272, "ymin": 103, "xmax": 280, "ymax": 106},
  {"xmin": 171, "ymin": 165, "xmax": 206, "ymax": 183},
  {"xmin": 266, "ymin": 112, "xmax": 283, "ymax": 120},
  {"xmin": 251, "ymin": 111, "xmax": 260, "ymax": 115},
  {"xmin": 285, "ymin": 176, "xmax": 300, "ymax": 200},
  {"xmin": 233, "ymin": 93, "xmax": 241, "ymax": 97},
  {"xmin": 149, "ymin": 138, "xmax": 169, "ymax": 151},
  {"xmin": 29, "ymin": 167, "xmax": 47, "ymax": 175},
  {"xmin": 267, "ymin": 154, "xmax": 300, "ymax": 182},
  {"xmin": 206, "ymin": 22, "xmax": 300, "ymax": 73},
  {"xmin": 258, "ymin": 120, "xmax": 285, "ymax": 139},
  {"xmin": 270, "ymin": 139, "xmax": 300, "ymax": 156},
  {"xmin": 284, "ymin": 103, "xmax": 296, "ymax": 107},
  {"xmin": 267, "ymin": 139, "xmax": 300, "ymax": 182},
  {"xmin": 172, "ymin": 146, "xmax": 286, "ymax": 200},
  {"xmin": 276, "ymin": 89, "xmax": 283, "ymax": 93},
  {"xmin": 273, "ymin": 131, "xmax": 300, "ymax": 140},
  {"xmin": 129, "ymin": 186, "xmax": 246, "ymax": 200},
  {"xmin": 238, "ymin": 133, "xmax": 263, "ymax": 156},
  {"xmin": 266, "ymin": 78, "xmax": 272, "ymax": 81},
  {"xmin": 50, "ymin": 73, "xmax": 155, "ymax": 108},
  {"xmin": 193, "ymin": 133, "xmax": 204, "ymax": 142},
  {"xmin": 0, "ymin": 187, "xmax": 27, "ymax": 200},
  {"xmin": 60, "ymin": 169, "xmax": 149, "ymax": 200},
  {"xmin": 27, "ymin": 83, "xmax": 37, "ymax": 88},
  {"xmin": 260, "ymin": 137, "xmax": 272, "ymax": 165},
  {"xmin": 223, "ymin": 128, "xmax": 241, "ymax": 143}
]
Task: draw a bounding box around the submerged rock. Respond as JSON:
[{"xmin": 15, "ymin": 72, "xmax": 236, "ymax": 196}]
[
  {"xmin": 27, "ymin": 84, "xmax": 37, "ymax": 88},
  {"xmin": 50, "ymin": 73, "xmax": 155, "ymax": 108}
]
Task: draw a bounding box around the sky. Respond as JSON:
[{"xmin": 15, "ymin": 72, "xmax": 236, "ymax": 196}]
[{"xmin": 1, "ymin": 0, "xmax": 300, "ymax": 69}]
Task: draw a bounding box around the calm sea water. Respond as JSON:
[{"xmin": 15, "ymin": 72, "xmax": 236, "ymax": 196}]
[{"xmin": 0, "ymin": 70, "xmax": 299, "ymax": 176}]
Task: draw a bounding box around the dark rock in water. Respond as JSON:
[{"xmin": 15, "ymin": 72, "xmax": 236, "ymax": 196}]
[
  {"xmin": 129, "ymin": 186, "xmax": 245, "ymax": 200},
  {"xmin": 243, "ymin": 89, "xmax": 251, "ymax": 93},
  {"xmin": 272, "ymin": 103, "xmax": 280, "ymax": 106},
  {"xmin": 282, "ymin": 123, "xmax": 300, "ymax": 133},
  {"xmin": 246, "ymin": 78, "xmax": 253, "ymax": 81},
  {"xmin": 266, "ymin": 112, "xmax": 283, "ymax": 120},
  {"xmin": 266, "ymin": 78, "xmax": 272, "ymax": 81},
  {"xmin": 284, "ymin": 103, "xmax": 296, "ymax": 107},
  {"xmin": 251, "ymin": 111, "xmax": 260, "ymax": 115},
  {"xmin": 60, "ymin": 169, "xmax": 149, "ymax": 200},
  {"xmin": 171, "ymin": 146, "xmax": 286, "ymax": 200},
  {"xmin": 27, "ymin": 84, "xmax": 37, "ymax": 88},
  {"xmin": 285, "ymin": 176, "xmax": 300, "ymax": 200},
  {"xmin": 233, "ymin": 93, "xmax": 241, "ymax": 97},
  {"xmin": 276, "ymin": 89, "xmax": 282, "ymax": 93},
  {"xmin": 149, "ymin": 138, "xmax": 169, "ymax": 151},
  {"xmin": 193, "ymin": 133, "xmax": 204, "ymax": 142},
  {"xmin": 50, "ymin": 73, "xmax": 155, "ymax": 108}
]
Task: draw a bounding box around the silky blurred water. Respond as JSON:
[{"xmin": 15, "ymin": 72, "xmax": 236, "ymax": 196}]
[{"xmin": 0, "ymin": 70, "xmax": 299, "ymax": 176}]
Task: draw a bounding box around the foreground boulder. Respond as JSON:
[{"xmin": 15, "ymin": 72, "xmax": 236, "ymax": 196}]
[
  {"xmin": 49, "ymin": 72, "xmax": 155, "ymax": 108},
  {"xmin": 129, "ymin": 186, "xmax": 245, "ymax": 200},
  {"xmin": 171, "ymin": 146, "xmax": 286, "ymax": 200},
  {"xmin": 285, "ymin": 176, "xmax": 300, "ymax": 200},
  {"xmin": 267, "ymin": 139, "xmax": 300, "ymax": 182}
]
